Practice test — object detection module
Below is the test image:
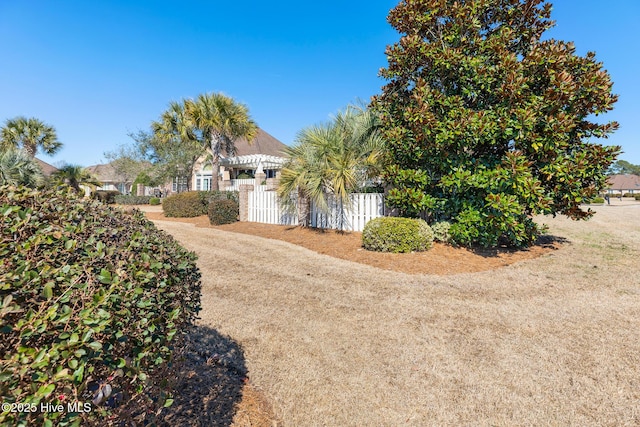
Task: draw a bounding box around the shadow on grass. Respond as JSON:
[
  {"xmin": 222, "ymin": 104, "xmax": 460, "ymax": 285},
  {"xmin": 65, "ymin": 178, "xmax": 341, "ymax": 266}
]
[
  {"xmin": 467, "ymin": 234, "xmax": 570, "ymax": 258},
  {"xmin": 159, "ymin": 326, "xmax": 247, "ymax": 427}
]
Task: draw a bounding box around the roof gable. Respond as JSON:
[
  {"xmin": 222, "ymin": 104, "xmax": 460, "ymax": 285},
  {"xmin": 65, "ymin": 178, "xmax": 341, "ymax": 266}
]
[
  {"xmin": 230, "ymin": 128, "xmax": 288, "ymax": 157},
  {"xmin": 607, "ymin": 174, "xmax": 640, "ymax": 190},
  {"xmin": 34, "ymin": 158, "xmax": 58, "ymax": 176}
]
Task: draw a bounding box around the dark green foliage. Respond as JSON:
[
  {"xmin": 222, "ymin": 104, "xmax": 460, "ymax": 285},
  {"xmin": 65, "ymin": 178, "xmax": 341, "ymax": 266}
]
[
  {"xmin": 208, "ymin": 199, "xmax": 239, "ymax": 225},
  {"xmin": 150, "ymin": 197, "xmax": 161, "ymax": 205},
  {"xmin": 162, "ymin": 191, "xmax": 239, "ymax": 218},
  {"xmin": 622, "ymin": 193, "xmax": 635, "ymax": 198},
  {"xmin": 372, "ymin": 0, "xmax": 620, "ymax": 247},
  {"xmin": 0, "ymin": 185, "xmax": 201, "ymax": 426},
  {"xmin": 91, "ymin": 190, "xmax": 121, "ymax": 204},
  {"xmin": 588, "ymin": 197, "xmax": 605, "ymax": 204},
  {"xmin": 362, "ymin": 217, "xmax": 434, "ymax": 253},
  {"xmin": 114, "ymin": 195, "xmax": 152, "ymax": 205}
]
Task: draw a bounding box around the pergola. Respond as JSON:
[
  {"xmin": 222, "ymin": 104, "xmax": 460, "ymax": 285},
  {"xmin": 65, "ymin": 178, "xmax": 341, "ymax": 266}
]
[{"xmin": 220, "ymin": 154, "xmax": 287, "ymax": 171}]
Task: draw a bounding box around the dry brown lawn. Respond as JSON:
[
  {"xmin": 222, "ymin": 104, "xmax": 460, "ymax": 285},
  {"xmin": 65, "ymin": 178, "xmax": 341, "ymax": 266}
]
[{"xmin": 142, "ymin": 202, "xmax": 640, "ymax": 426}]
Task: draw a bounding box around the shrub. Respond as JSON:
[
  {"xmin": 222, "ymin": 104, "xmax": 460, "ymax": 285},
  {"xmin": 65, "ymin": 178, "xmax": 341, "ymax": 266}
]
[
  {"xmin": 623, "ymin": 193, "xmax": 634, "ymax": 198},
  {"xmin": 362, "ymin": 217, "xmax": 434, "ymax": 253},
  {"xmin": 431, "ymin": 221, "xmax": 451, "ymax": 243},
  {"xmin": 114, "ymin": 194, "xmax": 152, "ymax": 205},
  {"xmin": 91, "ymin": 190, "xmax": 121, "ymax": 204},
  {"xmin": 588, "ymin": 197, "xmax": 605, "ymax": 204},
  {"xmin": 0, "ymin": 185, "xmax": 201, "ymax": 426},
  {"xmin": 208, "ymin": 199, "xmax": 239, "ymax": 225},
  {"xmin": 635, "ymin": 195, "xmax": 640, "ymax": 201},
  {"xmin": 163, "ymin": 191, "xmax": 239, "ymax": 218},
  {"xmin": 150, "ymin": 197, "xmax": 161, "ymax": 205},
  {"xmin": 162, "ymin": 192, "xmax": 204, "ymax": 217}
]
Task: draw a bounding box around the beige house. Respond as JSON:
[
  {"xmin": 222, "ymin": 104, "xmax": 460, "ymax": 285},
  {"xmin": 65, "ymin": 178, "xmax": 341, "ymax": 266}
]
[
  {"xmin": 188, "ymin": 128, "xmax": 288, "ymax": 192},
  {"xmin": 606, "ymin": 174, "xmax": 640, "ymax": 195},
  {"xmin": 85, "ymin": 163, "xmax": 134, "ymax": 194}
]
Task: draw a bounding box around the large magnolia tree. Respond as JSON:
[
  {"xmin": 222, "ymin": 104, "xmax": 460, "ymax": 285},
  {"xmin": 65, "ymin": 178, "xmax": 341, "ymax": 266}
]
[{"xmin": 371, "ymin": 0, "xmax": 620, "ymax": 247}]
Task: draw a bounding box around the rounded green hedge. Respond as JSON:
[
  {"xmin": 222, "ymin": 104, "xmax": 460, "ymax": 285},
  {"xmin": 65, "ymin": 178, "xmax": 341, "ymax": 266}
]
[
  {"xmin": 362, "ymin": 217, "xmax": 434, "ymax": 253},
  {"xmin": 208, "ymin": 199, "xmax": 239, "ymax": 225},
  {"xmin": 0, "ymin": 185, "xmax": 201, "ymax": 426}
]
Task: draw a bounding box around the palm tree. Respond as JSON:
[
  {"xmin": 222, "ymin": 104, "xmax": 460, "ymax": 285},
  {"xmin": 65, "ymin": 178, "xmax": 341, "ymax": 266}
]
[
  {"xmin": 51, "ymin": 165, "xmax": 101, "ymax": 194},
  {"xmin": 185, "ymin": 93, "xmax": 258, "ymax": 191},
  {"xmin": 0, "ymin": 148, "xmax": 44, "ymax": 187},
  {"xmin": 1, "ymin": 117, "xmax": 62, "ymax": 158},
  {"xmin": 278, "ymin": 105, "xmax": 384, "ymax": 228},
  {"xmin": 151, "ymin": 101, "xmax": 205, "ymax": 192}
]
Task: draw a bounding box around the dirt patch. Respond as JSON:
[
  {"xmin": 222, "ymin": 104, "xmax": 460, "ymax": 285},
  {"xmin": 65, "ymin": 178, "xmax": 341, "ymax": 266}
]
[{"xmin": 143, "ymin": 211, "xmax": 562, "ymax": 275}]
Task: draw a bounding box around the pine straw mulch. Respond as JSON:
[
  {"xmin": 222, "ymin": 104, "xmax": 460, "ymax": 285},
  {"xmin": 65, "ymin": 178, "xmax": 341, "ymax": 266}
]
[{"xmin": 143, "ymin": 211, "xmax": 563, "ymax": 275}]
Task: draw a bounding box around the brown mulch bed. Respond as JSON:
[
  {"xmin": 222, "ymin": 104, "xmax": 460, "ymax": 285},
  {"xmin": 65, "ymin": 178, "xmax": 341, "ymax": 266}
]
[{"xmin": 143, "ymin": 211, "xmax": 563, "ymax": 275}]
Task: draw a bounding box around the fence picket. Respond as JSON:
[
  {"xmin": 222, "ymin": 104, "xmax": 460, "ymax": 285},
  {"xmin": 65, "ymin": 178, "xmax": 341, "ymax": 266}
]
[{"xmin": 246, "ymin": 190, "xmax": 384, "ymax": 231}]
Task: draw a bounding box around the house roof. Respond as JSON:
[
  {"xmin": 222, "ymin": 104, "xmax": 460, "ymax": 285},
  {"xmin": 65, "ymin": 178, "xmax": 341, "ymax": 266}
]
[
  {"xmin": 34, "ymin": 158, "xmax": 58, "ymax": 176},
  {"xmin": 607, "ymin": 174, "xmax": 640, "ymax": 191},
  {"xmin": 230, "ymin": 128, "xmax": 288, "ymax": 157},
  {"xmin": 85, "ymin": 163, "xmax": 132, "ymax": 184}
]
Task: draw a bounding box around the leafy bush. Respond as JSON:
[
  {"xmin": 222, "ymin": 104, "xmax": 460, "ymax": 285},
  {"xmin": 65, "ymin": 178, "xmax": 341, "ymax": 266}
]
[
  {"xmin": 114, "ymin": 194, "xmax": 152, "ymax": 205},
  {"xmin": 0, "ymin": 185, "xmax": 201, "ymax": 426},
  {"xmin": 162, "ymin": 192, "xmax": 204, "ymax": 217},
  {"xmin": 150, "ymin": 197, "xmax": 161, "ymax": 206},
  {"xmin": 208, "ymin": 199, "xmax": 239, "ymax": 225},
  {"xmin": 362, "ymin": 217, "xmax": 433, "ymax": 253},
  {"xmin": 91, "ymin": 190, "xmax": 121, "ymax": 204},
  {"xmin": 163, "ymin": 191, "xmax": 239, "ymax": 218},
  {"xmin": 635, "ymin": 195, "xmax": 640, "ymax": 201},
  {"xmin": 588, "ymin": 197, "xmax": 605, "ymax": 204},
  {"xmin": 431, "ymin": 221, "xmax": 451, "ymax": 243},
  {"xmin": 623, "ymin": 193, "xmax": 635, "ymax": 198}
]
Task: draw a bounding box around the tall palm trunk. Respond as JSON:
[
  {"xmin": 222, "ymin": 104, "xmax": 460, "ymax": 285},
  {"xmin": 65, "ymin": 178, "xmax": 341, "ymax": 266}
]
[
  {"xmin": 210, "ymin": 130, "xmax": 222, "ymax": 191},
  {"xmin": 297, "ymin": 188, "xmax": 311, "ymax": 227}
]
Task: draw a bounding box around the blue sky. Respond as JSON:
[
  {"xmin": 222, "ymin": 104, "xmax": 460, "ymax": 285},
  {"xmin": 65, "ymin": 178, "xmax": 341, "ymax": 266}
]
[{"xmin": 0, "ymin": 1, "xmax": 638, "ymax": 167}]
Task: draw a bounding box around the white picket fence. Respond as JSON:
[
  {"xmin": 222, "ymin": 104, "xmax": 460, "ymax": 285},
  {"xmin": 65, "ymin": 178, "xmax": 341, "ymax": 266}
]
[
  {"xmin": 247, "ymin": 191, "xmax": 385, "ymax": 231},
  {"xmin": 224, "ymin": 179, "xmax": 257, "ymax": 191}
]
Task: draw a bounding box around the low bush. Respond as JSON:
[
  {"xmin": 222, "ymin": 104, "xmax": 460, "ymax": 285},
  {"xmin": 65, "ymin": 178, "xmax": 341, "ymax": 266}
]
[
  {"xmin": 431, "ymin": 221, "xmax": 451, "ymax": 243},
  {"xmin": 90, "ymin": 190, "xmax": 121, "ymax": 204},
  {"xmin": 588, "ymin": 197, "xmax": 605, "ymax": 204},
  {"xmin": 163, "ymin": 191, "xmax": 239, "ymax": 218},
  {"xmin": 362, "ymin": 217, "xmax": 434, "ymax": 253},
  {"xmin": 623, "ymin": 193, "xmax": 635, "ymax": 198},
  {"xmin": 162, "ymin": 192, "xmax": 203, "ymax": 217},
  {"xmin": 149, "ymin": 197, "xmax": 161, "ymax": 205},
  {"xmin": 635, "ymin": 195, "xmax": 640, "ymax": 201},
  {"xmin": 0, "ymin": 185, "xmax": 201, "ymax": 426},
  {"xmin": 114, "ymin": 195, "xmax": 152, "ymax": 205},
  {"xmin": 208, "ymin": 199, "xmax": 239, "ymax": 225}
]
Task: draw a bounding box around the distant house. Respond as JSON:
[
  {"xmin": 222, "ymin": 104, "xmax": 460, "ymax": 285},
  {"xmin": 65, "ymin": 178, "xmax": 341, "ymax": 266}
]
[
  {"xmin": 34, "ymin": 158, "xmax": 58, "ymax": 177},
  {"xmin": 85, "ymin": 162, "xmax": 134, "ymax": 194},
  {"xmin": 606, "ymin": 174, "xmax": 640, "ymax": 195},
  {"xmin": 188, "ymin": 128, "xmax": 288, "ymax": 192}
]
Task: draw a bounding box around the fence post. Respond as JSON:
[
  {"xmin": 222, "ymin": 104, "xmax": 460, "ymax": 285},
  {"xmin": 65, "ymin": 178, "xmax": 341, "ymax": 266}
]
[{"xmin": 239, "ymin": 184, "xmax": 254, "ymax": 222}]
